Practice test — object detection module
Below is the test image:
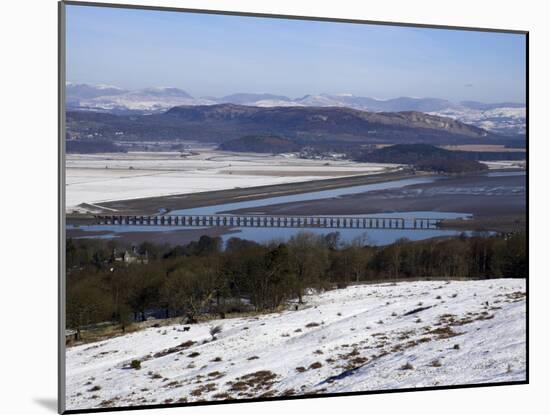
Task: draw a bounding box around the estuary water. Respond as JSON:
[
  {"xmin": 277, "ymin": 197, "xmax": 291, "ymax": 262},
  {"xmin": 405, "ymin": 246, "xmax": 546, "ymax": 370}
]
[
  {"xmin": 68, "ymin": 174, "xmax": 484, "ymax": 245},
  {"xmin": 169, "ymin": 177, "xmax": 437, "ymax": 215}
]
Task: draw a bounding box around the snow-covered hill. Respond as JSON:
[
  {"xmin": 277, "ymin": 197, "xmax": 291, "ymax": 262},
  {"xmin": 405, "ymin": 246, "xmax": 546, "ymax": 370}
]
[
  {"xmin": 67, "ymin": 84, "xmax": 216, "ymax": 112},
  {"xmin": 65, "ymin": 279, "xmax": 526, "ymax": 410},
  {"xmin": 429, "ymin": 107, "xmax": 526, "ymax": 136}
]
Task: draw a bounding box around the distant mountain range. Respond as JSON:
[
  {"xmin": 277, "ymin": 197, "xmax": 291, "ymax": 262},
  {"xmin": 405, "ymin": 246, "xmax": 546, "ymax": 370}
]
[{"xmin": 66, "ymin": 83, "xmax": 526, "ymax": 136}]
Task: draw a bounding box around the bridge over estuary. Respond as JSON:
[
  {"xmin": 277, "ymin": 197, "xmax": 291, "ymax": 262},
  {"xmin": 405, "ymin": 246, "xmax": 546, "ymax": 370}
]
[{"xmin": 94, "ymin": 214, "xmax": 443, "ymax": 230}]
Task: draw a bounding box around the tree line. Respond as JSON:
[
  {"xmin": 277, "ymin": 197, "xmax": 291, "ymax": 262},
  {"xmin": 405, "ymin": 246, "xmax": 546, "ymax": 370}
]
[
  {"xmin": 354, "ymin": 144, "xmax": 517, "ymax": 173},
  {"xmin": 66, "ymin": 231, "xmax": 526, "ymax": 333}
]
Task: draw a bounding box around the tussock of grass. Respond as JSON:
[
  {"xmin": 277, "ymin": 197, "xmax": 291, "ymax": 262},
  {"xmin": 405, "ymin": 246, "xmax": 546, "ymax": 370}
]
[
  {"xmin": 400, "ymin": 362, "xmax": 414, "ymax": 370},
  {"xmin": 430, "ymin": 359, "xmax": 442, "ymax": 367},
  {"xmin": 309, "ymin": 362, "xmax": 323, "ymax": 370}
]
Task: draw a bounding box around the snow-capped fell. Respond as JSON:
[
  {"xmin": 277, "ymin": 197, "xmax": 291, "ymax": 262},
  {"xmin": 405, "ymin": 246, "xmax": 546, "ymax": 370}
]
[
  {"xmin": 430, "ymin": 107, "xmax": 526, "ymax": 135},
  {"xmin": 253, "ymin": 99, "xmax": 305, "ymax": 107},
  {"xmin": 296, "ymin": 94, "xmax": 347, "ymax": 107},
  {"xmin": 95, "ymin": 84, "xmax": 124, "ymax": 90},
  {"xmin": 67, "ymin": 84, "xmax": 209, "ymax": 112}
]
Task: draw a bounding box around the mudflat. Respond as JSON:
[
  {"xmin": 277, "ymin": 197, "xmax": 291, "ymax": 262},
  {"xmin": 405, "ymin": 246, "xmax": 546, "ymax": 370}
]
[
  {"xmin": 66, "ymin": 226, "xmax": 238, "ymax": 246},
  {"xmin": 226, "ymin": 172, "xmax": 526, "ymax": 232},
  {"xmin": 71, "ymin": 169, "xmax": 419, "ymax": 216}
]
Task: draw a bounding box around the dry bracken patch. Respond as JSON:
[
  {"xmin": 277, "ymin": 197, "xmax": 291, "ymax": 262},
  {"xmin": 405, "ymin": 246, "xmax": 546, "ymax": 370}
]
[{"xmin": 226, "ymin": 370, "xmax": 279, "ymax": 396}]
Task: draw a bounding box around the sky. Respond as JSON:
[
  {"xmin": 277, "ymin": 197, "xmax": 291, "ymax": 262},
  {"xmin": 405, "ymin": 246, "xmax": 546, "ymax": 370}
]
[{"xmin": 66, "ymin": 4, "xmax": 526, "ymax": 103}]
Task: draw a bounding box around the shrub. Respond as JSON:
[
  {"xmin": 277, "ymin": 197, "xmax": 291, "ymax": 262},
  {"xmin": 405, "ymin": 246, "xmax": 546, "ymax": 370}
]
[
  {"xmin": 130, "ymin": 360, "xmax": 141, "ymax": 370},
  {"xmin": 210, "ymin": 325, "xmax": 223, "ymax": 340}
]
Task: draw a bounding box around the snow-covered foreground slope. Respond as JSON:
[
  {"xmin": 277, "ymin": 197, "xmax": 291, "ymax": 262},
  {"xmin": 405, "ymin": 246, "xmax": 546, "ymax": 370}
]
[{"xmin": 65, "ymin": 279, "xmax": 526, "ymax": 410}]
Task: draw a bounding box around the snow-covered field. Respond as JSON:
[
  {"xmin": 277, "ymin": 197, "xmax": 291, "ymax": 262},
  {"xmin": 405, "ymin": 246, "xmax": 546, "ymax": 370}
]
[
  {"xmin": 481, "ymin": 160, "xmax": 527, "ymax": 170},
  {"xmin": 65, "ymin": 279, "xmax": 526, "ymax": 410},
  {"xmin": 65, "ymin": 151, "xmax": 398, "ymax": 211}
]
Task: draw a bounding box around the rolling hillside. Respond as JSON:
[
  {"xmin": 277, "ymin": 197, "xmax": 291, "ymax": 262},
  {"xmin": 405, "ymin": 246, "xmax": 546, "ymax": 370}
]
[
  {"xmin": 65, "ymin": 279, "xmax": 526, "ymax": 410},
  {"xmin": 66, "ymin": 104, "xmax": 499, "ymax": 148}
]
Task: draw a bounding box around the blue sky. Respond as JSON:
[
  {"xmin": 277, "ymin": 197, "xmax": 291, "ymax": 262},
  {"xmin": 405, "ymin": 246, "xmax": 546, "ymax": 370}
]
[{"xmin": 66, "ymin": 4, "xmax": 526, "ymax": 103}]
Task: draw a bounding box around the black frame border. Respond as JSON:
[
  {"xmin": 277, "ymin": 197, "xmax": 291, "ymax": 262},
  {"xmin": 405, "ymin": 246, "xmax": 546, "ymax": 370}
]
[{"xmin": 58, "ymin": 1, "xmax": 529, "ymax": 414}]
